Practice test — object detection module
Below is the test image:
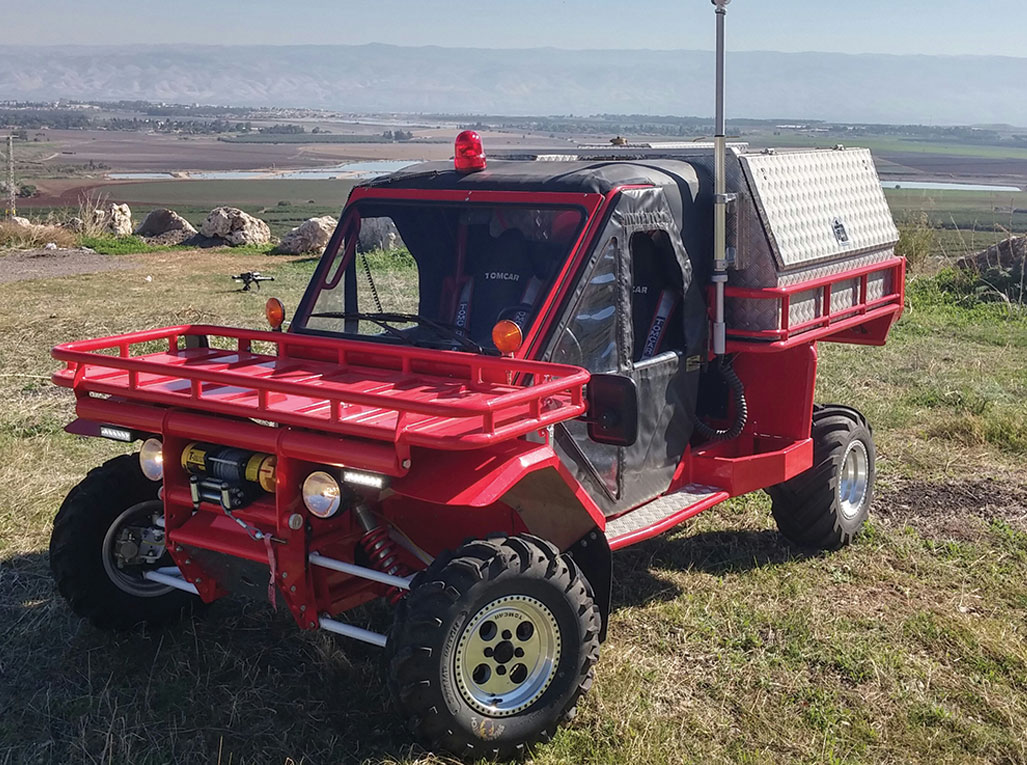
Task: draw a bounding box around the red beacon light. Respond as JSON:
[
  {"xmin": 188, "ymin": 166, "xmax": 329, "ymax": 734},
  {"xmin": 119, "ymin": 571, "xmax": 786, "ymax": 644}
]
[{"xmin": 454, "ymin": 130, "xmax": 486, "ymax": 173}]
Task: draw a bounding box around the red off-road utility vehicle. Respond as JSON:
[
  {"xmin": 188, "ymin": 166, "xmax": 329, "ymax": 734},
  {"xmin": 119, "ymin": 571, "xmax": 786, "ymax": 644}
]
[{"xmin": 48, "ymin": 6, "xmax": 904, "ymax": 759}]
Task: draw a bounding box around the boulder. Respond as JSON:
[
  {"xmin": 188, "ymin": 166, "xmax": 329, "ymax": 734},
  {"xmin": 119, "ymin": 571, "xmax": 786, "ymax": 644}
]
[
  {"xmin": 8, "ymin": 215, "xmax": 33, "ymax": 229},
  {"xmin": 956, "ymin": 235, "xmax": 1027, "ymax": 302},
  {"xmin": 272, "ymin": 216, "xmax": 336, "ymax": 254},
  {"xmin": 200, "ymin": 207, "xmax": 271, "ymax": 247},
  {"xmin": 135, "ymin": 208, "xmax": 197, "ymax": 237},
  {"xmin": 957, "ymin": 235, "xmax": 1027, "ymax": 274},
  {"xmin": 93, "ymin": 203, "xmax": 133, "ymax": 236}
]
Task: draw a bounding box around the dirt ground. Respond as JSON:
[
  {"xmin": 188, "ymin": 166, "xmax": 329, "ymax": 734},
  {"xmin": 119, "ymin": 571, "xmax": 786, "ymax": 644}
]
[
  {"xmin": 0, "ymin": 249, "xmax": 134, "ymax": 284},
  {"xmin": 877, "ymin": 477, "xmax": 1027, "ymax": 541}
]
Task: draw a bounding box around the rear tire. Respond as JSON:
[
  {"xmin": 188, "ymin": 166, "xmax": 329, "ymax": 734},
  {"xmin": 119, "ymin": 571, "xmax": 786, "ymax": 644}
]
[
  {"xmin": 386, "ymin": 534, "xmax": 600, "ymax": 760},
  {"xmin": 767, "ymin": 405, "xmax": 875, "ymax": 550},
  {"xmin": 50, "ymin": 453, "xmax": 199, "ymax": 630}
]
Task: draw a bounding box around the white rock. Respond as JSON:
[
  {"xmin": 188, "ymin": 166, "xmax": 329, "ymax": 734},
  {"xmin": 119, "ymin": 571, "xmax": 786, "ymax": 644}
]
[
  {"xmin": 200, "ymin": 207, "xmax": 271, "ymax": 247},
  {"xmin": 44, "ymin": 242, "xmax": 58, "ymax": 250},
  {"xmin": 93, "ymin": 203, "xmax": 133, "ymax": 236},
  {"xmin": 135, "ymin": 208, "xmax": 197, "ymax": 237},
  {"xmin": 273, "ymin": 216, "xmax": 336, "ymax": 254},
  {"xmin": 10, "ymin": 215, "xmax": 33, "ymax": 228}
]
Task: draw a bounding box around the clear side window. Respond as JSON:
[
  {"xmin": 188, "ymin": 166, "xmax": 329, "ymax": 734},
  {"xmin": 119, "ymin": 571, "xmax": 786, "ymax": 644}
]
[{"xmin": 553, "ymin": 236, "xmax": 621, "ymax": 498}]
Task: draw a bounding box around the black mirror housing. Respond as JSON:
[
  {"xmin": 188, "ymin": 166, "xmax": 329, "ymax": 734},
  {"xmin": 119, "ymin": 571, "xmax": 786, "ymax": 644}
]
[{"xmin": 585, "ymin": 374, "xmax": 639, "ymax": 447}]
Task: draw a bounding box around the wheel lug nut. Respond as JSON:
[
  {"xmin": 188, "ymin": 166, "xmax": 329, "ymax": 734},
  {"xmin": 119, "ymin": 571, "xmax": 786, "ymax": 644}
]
[
  {"xmin": 496, "ymin": 665, "xmax": 506, "ymax": 676},
  {"xmin": 514, "ymin": 647, "xmax": 524, "ymax": 657},
  {"xmin": 502, "ymin": 630, "xmax": 512, "ymax": 640},
  {"xmin": 484, "ymin": 647, "xmax": 493, "ymax": 657}
]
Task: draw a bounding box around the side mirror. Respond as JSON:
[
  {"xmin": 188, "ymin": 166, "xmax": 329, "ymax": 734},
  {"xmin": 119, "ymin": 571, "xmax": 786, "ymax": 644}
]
[{"xmin": 585, "ymin": 374, "xmax": 638, "ymax": 447}]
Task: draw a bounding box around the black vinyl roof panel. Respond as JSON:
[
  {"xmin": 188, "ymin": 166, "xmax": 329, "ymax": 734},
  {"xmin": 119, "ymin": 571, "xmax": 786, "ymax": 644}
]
[{"xmin": 363, "ymin": 159, "xmax": 706, "ymax": 196}]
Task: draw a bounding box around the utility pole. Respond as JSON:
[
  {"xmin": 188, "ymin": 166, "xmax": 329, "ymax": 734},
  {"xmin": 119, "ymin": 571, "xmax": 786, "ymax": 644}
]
[{"xmin": 5, "ymin": 135, "xmax": 14, "ymax": 219}]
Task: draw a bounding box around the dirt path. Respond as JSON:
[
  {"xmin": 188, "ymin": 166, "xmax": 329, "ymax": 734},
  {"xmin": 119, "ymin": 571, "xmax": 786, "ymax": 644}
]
[{"xmin": 0, "ymin": 248, "xmax": 134, "ymax": 284}]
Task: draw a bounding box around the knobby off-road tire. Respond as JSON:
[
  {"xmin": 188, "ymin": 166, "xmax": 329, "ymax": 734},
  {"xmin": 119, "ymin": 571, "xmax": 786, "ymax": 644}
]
[
  {"xmin": 387, "ymin": 534, "xmax": 601, "ymax": 760},
  {"xmin": 50, "ymin": 453, "xmax": 199, "ymax": 630},
  {"xmin": 768, "ymin": 405, "xmax": 876, "ymax": 551}
]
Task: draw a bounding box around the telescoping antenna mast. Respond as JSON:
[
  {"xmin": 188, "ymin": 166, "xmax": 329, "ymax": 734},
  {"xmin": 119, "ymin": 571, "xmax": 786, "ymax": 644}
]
[{"xmin": 711, "ymin": 0, "xmax": 732, "ymax": 357}]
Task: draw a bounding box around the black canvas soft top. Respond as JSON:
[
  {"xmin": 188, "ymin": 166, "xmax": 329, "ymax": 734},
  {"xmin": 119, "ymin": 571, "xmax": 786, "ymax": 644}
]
[{"xmin": 363, "ymin": 159, "xmax": 710, "ymax": 197}]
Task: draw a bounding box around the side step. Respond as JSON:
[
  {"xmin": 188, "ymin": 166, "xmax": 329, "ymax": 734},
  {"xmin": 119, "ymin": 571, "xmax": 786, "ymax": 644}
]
[{"xmin": 605, "ymin": 484, "xmax": 729, "ymax": 550}]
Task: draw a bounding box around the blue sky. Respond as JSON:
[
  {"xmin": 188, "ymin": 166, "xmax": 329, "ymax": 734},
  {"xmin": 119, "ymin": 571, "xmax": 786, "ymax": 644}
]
[{"xmin": 4, "ymin": 0, "xmax": 1026, "ymax": 57}]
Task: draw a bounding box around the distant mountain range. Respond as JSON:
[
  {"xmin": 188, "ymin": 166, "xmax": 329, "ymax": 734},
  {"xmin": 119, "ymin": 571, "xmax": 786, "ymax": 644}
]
[{"xmin": 2, "ymin": 44, "xmax": 1026, "ymax": 125}]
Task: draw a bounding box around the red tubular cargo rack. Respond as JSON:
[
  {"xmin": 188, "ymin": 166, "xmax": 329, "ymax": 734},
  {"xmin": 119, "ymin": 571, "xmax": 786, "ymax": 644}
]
[
  {"xmin": 722, "ymin": 257, "xmax": 906, "ymax": 352},
  {"xmin": 52, "ymin": 325, "xmax": 589, "ymax": 452}
]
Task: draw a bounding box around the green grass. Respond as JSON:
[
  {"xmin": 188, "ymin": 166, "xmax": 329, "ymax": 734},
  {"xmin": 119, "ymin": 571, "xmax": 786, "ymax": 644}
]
[{"xmin": 78, "ymin": 234, "xmax": 172, "ymax": 255}]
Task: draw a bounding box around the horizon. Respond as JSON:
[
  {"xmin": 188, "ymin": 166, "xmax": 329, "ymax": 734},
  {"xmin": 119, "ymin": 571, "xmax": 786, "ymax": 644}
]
[{"xmin": 4, "ymin": 41, "xmax": 1027, "ymax": 63}]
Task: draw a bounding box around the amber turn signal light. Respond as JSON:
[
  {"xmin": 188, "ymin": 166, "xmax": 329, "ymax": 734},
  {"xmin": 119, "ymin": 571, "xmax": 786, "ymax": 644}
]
[
  {"xmin": 492, "ymin": 319, "xmax": 523, "ymax": 354},
  {"xmin": 266, "ymin": 297, "xmax": 286, "ymax": 330}
]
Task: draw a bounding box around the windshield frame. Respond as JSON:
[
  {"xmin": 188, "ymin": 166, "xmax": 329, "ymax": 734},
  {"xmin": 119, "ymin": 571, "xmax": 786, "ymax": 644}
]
[{"xmin": 290, "ymin": 188, "xmax": 603, "ymax": 355}]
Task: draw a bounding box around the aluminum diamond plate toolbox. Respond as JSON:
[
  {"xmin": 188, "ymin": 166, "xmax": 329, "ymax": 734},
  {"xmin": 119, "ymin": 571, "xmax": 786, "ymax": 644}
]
[
  {"xmin": 739, "ymin": 148, "xmax": 898, "ymax": 270},
  {"xmin": 725, "ymin": 148, "xmax": 899, "ymax": 337}
]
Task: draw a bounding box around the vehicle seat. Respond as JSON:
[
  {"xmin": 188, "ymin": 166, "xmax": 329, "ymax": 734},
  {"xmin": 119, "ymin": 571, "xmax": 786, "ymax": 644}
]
[
  {"xmin": 631, "ymin": 232, "xmax": 685, "ymax": 361},
  {"xmin": 457, "ymin": 229, "xmax": 542, "ymax": 346}
]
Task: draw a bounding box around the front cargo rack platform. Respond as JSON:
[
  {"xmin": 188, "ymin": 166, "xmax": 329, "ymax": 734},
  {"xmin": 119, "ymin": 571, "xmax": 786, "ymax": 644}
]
[{"xmin": 52, "ymin": 325, "xmax": 589, "ymax": 450}]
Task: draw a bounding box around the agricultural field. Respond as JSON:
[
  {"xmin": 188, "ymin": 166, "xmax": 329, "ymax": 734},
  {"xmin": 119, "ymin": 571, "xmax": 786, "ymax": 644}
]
[
  {"xmin": 0, "ymin": 245, "xmax": 1024, "ymax": 763},
  {"xmin": 19, "ymin": 180, "xmax": 355, "ymax": 239},
  {"xmin": 884, "ymin": 188, "xmax": 1027, "ymax": 258}
]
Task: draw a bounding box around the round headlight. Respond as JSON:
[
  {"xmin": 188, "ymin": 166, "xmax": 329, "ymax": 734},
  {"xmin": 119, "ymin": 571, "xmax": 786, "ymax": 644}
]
[
  {"xmin": 139, "ymin": 438, "xmax": 164, "ymax": 482},
  {"xmin": 302, "ymin": 471, "xmax": 341, "ymax": 518}
]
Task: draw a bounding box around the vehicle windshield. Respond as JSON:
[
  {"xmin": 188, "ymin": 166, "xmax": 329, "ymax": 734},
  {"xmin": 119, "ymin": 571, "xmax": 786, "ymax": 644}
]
[{"xmin": 295, "ymin": 200, "xmax": 585, "ymax": 353}]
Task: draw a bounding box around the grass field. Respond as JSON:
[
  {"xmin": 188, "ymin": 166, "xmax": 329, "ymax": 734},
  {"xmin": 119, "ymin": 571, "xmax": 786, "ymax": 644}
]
[
  {"xmin": 774, "ymin": 135, "xmax": 1027, "ymax": 161},
  {"xmin": 0, "ymin": 249, "xmax": 1025, "ymax": 764},
  {"xmin": 885, "ymin": 188, "xmax": 1027, "ymax": 235}
]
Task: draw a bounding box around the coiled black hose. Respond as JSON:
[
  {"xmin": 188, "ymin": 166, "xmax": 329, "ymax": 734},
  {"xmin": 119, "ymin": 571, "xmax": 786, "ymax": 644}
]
[{"xmin": 695, "ymin": 356, "xmax": 748, "ymax": 442}]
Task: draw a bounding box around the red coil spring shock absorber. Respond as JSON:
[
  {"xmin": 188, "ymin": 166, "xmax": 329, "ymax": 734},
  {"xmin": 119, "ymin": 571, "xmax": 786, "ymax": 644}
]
[{"xmin": 353, "ymin": 504, "xmax": 410, "ymax": 604}]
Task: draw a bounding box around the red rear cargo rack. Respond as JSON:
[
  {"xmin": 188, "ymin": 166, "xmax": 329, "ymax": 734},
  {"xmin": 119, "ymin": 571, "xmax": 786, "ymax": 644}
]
[{"xmin": 723, "ymin": 257, "xmax": 905, "ymax": 352}]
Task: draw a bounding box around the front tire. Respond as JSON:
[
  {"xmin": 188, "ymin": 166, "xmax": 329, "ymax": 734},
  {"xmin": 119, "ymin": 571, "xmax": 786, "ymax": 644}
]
[
  {"xmin": 50, "ymin": 453, "xmax": 199, "ymax": 630},
  {"xmin": 767, "ymin": 405, "xmax": 875, "ymax": 550},
  {"xmin": 387, "ymin": 534, "xmax": 600, "ymax": 760}
]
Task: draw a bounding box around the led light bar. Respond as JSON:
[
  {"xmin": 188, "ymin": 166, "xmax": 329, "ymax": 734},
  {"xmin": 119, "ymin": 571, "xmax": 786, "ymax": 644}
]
[
  {"xmin": 99, "ymin": 425, "xmax": 135, "ymax": 442},
  {"xmin": 342, "ymin": 470, "xmax": 387, "ymax": 490}
]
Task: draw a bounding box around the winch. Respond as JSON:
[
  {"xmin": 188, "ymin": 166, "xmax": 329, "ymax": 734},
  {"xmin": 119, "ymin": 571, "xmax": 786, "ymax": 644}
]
[{"xmin": 181, "ymin": 443, "xmax": 276, "ymax": 510}]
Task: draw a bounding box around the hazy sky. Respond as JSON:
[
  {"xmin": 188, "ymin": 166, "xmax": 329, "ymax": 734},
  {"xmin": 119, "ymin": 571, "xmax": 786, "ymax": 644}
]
[{"xmin": 3, "ymin": 0, "xmax": 1024, "ymax": 57}]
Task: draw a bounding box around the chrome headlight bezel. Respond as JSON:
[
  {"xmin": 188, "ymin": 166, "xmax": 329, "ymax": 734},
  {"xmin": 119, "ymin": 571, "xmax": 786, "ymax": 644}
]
[
  {"xmin": 301, "ymin": 470, "xmax": 342, "ymax": 518},
  {"xmin": 139, "ymin": 437, "xmax": 164, "ymax": 482}
]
